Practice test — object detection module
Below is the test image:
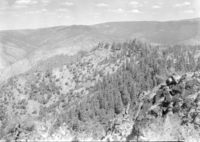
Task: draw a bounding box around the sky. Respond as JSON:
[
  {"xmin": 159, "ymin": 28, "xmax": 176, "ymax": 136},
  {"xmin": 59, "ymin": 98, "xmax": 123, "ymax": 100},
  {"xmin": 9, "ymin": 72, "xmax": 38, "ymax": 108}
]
[{"xmin": 0, "ymin": 0, "xmax": 199, "ymax": 30}]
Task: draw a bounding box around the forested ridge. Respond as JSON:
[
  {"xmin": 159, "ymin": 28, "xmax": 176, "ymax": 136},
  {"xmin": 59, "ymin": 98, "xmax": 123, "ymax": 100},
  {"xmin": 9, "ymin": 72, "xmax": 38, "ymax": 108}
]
[
  {"xmin": 0, "ymin": 39, "xmax": 200, "ymax": 141},
  {"xmin": 57, "ymin": 40, "xmax": 200, "ymax": 139}
]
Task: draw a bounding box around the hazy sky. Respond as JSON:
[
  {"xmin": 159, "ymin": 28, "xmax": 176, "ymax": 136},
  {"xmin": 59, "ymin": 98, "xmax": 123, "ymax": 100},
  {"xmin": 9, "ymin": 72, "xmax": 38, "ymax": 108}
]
[{"xmin": 0, "ymin": 0, "xmax": 199, "ymax": 30}]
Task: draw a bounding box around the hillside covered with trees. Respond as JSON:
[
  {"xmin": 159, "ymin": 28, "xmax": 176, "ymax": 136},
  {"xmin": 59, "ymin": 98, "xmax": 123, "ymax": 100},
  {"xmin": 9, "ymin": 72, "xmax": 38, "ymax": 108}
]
[{"xmin": 0, "ymin": 39, "xmax": 200, "ymax": 141}]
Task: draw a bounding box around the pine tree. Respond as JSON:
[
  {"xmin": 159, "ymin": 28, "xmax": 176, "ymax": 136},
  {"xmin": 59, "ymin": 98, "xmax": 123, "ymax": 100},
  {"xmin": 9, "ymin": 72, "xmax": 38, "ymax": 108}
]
[
  {"xmin": 114, "ymin": 90, "xmax": 123, "ymax": 114},
  {"xmin": 119, "ymin": 84, "xmax": 130, "ymax": 106},
  {"xmin": 195, "ymin": 57, "xmax": 200, "ymax": 71},
  {"xmin": 111, "ymin": 42, "xmax": 116, "ymax": 52}
]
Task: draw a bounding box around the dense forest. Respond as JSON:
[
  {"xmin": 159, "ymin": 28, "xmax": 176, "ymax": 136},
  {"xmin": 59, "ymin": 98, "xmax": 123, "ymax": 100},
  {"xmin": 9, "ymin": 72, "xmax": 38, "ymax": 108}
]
[{"xmin": 42, "ymin": 40, "xmax": 200, "ymax": 139}]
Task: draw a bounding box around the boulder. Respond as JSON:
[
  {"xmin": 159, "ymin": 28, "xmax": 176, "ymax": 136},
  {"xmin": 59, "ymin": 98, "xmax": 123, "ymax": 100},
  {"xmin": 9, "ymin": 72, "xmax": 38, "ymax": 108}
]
[
  {"xmin": 153, "ymin": 89, "xmax": 165, "ymax": 104},
  {"xmin": 185, "ymin": 79, "xmax": 200, "ymax": 90},
  {"xmin": 166, "ymin": 76, "xmax": 177, "ymax": 87},
  {"xmin": 194, "ymin": 94, "xmax": 200, "ymax": 105},
  {"xmin": 171, "ymin": 85, "xmax": 183, "ymax": 95},
  {"xmin": 162, "ymin": 88, "xmax": 172, "ymax": 104},
  {"xmin": 179, "ymin": 74, "xmax": 187, "ymax": 82},
  {"xmin": 194, "ymin": 115, "xmax": 200, "ymax": 125}
]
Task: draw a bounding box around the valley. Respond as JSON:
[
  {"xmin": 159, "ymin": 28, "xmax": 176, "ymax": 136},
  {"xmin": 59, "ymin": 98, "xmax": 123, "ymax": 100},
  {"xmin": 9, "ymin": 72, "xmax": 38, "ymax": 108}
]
[{"xmin": 0, "ymin": 18, "xmax": 199, "ymax": 82}]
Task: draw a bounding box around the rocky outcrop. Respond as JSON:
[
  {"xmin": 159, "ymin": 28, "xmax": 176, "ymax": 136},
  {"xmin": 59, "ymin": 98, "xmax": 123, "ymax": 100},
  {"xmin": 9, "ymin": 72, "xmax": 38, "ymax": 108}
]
[
  {"xmin": 101, "ymin": 73, "xmax": 200, "ymax": 141},
  {"xmin": 129, "ymin": 73, "xmax": 200, "ymax": 141}
]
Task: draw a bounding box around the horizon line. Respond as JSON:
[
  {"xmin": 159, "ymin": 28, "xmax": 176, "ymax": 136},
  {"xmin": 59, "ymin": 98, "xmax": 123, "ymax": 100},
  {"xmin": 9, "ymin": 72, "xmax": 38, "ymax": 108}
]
[{"xmin": 0, "ymin": 17, "xmax": 199, "ymax": 32}]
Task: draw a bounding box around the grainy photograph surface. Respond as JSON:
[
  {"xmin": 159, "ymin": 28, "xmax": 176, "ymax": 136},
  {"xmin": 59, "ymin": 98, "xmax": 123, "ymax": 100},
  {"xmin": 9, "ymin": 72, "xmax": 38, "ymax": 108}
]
[{"xmin": 0, "ymin": 0, "xmax": 200, "ymax": 141}]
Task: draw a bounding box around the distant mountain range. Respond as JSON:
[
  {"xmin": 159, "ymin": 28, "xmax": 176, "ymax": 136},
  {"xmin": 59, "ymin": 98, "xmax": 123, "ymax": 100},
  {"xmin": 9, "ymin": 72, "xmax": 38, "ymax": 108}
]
[{"xmin": 0, "ymin": 18, "xmax": 199, "ymax": 81}]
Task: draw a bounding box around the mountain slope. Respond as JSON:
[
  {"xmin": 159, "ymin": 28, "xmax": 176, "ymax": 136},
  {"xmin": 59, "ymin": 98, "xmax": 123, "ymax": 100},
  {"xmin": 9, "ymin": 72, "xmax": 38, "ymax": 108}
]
[
  {"xmin": 175, "ymin": 35, "xmax": 200, "ymax": 45},
  {"xmin": 0, "ymin": 39, "xmax": 200, "ymax": 141},
  {"xmin": 93, "ymin": 18, "xmax": 200, "ymax": 44},
  {"xmin": 0, "ymin": 18, "xmax": 199, "ymax": 81}
]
